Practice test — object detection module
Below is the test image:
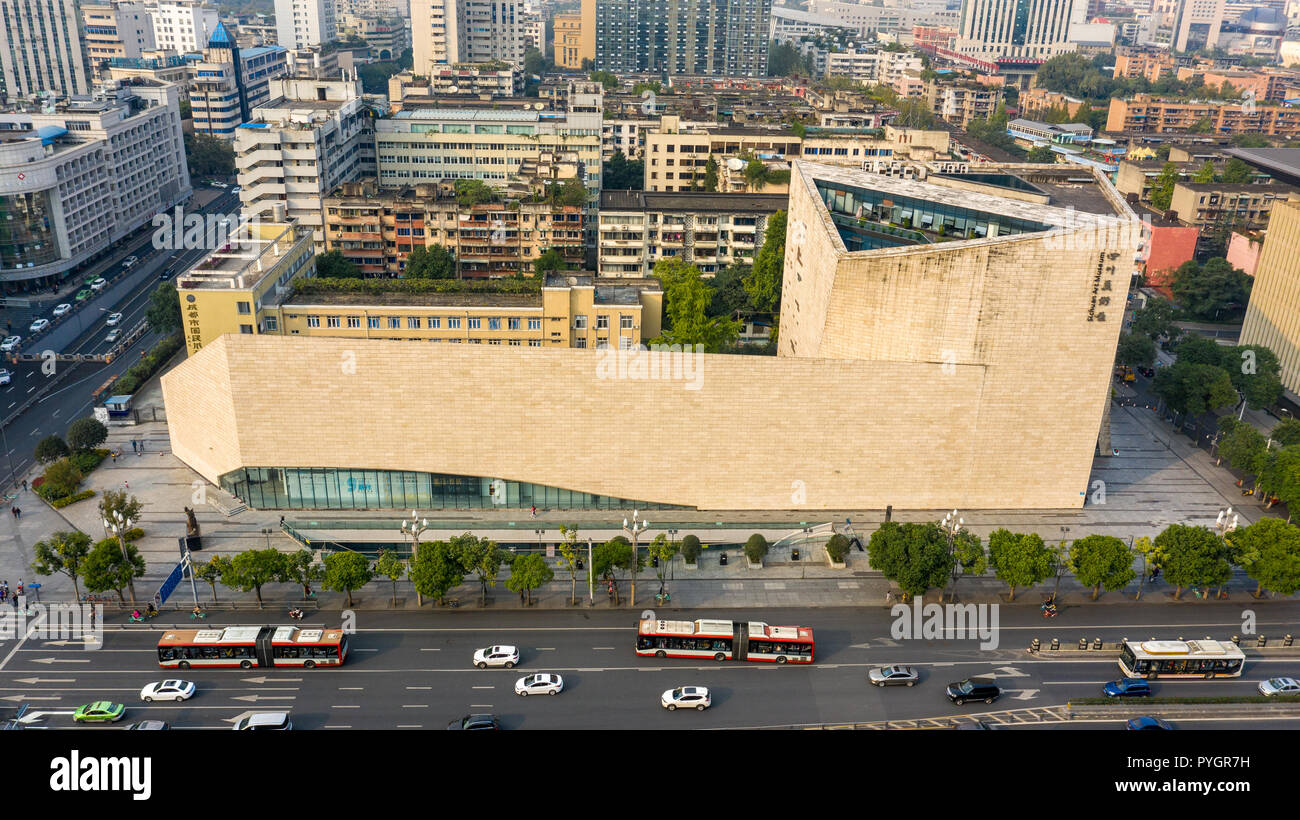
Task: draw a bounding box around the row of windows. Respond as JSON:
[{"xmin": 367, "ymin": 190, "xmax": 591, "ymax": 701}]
[{"xmin": 302, "ymin": 316, "xmax": 547, "ymax": 331}]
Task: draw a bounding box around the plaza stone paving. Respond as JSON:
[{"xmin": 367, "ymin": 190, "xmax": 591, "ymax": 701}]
[{"xmin": 1, "ymin": 372, "xmax": 1293, "ymax": 611}]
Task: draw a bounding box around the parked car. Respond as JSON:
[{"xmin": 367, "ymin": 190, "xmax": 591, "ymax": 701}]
[
  {"xmin": 447, "ymin": 714, "xmax": 499, "ymax": 730},
  {"xmin": 473, "ymin": 645, "xmax": 519, "ymax": 669},
  {"xmin": 124, "ymin": 721, "xmax": 169, "ymax": 730},
  {"xmin": 75, "ymin": 289, "xmax": 92, "ymax": 302},
  {"xmin": 232, "ymin": 712, "xmax": 291, "ymax": 730},
  {"xmin": 28, "ymin": 319, "xmax": 49, "ymax": 333},
  {"xmin": 661, "ymin": 686, "xmax": 711, "ymax": 711},
  {"xmin": 515, "ymin": 673, "xmax": 563, "ymax": 696},
  {"xmin": 945, "ymin": 677, "xmax": 1000, "ymax": 705},
  {"xmin": 868, "ymin": 665, "xmax": 918, "ymax": 687},
  {"xmin": 1126, "ymin": 716, "xmax": 1173, "ymax": 730},
  {"xmin": 1103, "ymin": 678, "xmax": 1152, "ymax": 698},
  {"xmin": 51, "ymin": 303, "xmax": 72, "ymax": 317},
  {"xmin": 1258, "ymin": 677, "xmax": 1300, "ymax": 696},
  {"xmin": 73, "ymin": 702, "xmax": 126, "ymax": 723},
  {"xmin": 106, "ymin": 312, "xmax": 123, "ymax": 326},
  {"xmin": 105, "ymin": 329, "xmax": 120, "ymax": 343},
  {"xmin": 211, "ymin": 181, "xmax": 228, "ymax": 189},
  {"xmin": 90, "ymin": 277, "xmax": 107, "ymax": 291},
  {"xmin": 0, "ymin": 336, "xmax": 20, "ymax": 352},
  {"xmin": 0, "ymin": 370, "xmax": 9, "ymax": 386},
  {"xmin": 140, "ymin": 680, "xmax": 195, "ymax": 702},
  {"xmin": 122, "ymin": 255, "xmax": 139, "ymax": 269}
]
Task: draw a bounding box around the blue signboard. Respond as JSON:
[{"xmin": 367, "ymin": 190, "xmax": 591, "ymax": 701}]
[{"xmin": 156, "ymin": 559, "xmax": 186, "ymax": 606}]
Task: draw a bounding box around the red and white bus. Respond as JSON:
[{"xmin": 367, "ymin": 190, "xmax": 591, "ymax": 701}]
[
  {"xmin": 636, "ymin": 618, "xmax": 814, "ymax": 663},
  {"xmin": 157, "ymin": 626, "xmax": 349, "ymax": 669}
]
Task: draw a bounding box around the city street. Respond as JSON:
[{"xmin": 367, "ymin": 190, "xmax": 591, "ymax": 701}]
[{"xmin": 3, "ymin": 603, "xmax": 1298, "ymax": 730}]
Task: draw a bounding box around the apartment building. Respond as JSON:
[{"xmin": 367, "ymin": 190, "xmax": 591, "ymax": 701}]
[
  {"xmin": 1193, "ymin": 69, "xmax": 1300, "ymax": 104},
  {"xmin": 597, "ymin": 190, "xmax": 785, "ymax": 276},
  {"xmin": 235, "ymin": 77, "xmax": 372, "ymax": 246},
  {"xmin": 1106, "ymin": 95, "xmax": 1300, "ymax": 139},
  {"xmin": 589, "ymin": 0, "xmax": 773, "ymax": 78},
  {"xmin": 554, "ymin": 13, "xmax": 591, "ymax": 69},
  {"xmin": 275, "ymin": 0, "xmax": 339, "ymax": 49},
  {"xmin": 82, "ymin": 3, "xmax": 157, "ymax": 67},
  {"xmin": 925, "ymin": 80, "xmax": 1001, "ymax": 129},
  {"xmin": 955, "ymin": 0, "xmax": 1085, "ymax": 60},
  {"xmin": 387, "ymin": 66, "xmax": 523, "ymax": 102},
  {"xmin": 0, "ymin": 0, "xmax": 91, "ymax": 101},
  {"xmin": 825, "ymin": 49, "xmax": 923, "ymax": 86},
  {"xmin": 106, "ymin": 54, "xmax": 195, "ymax": 98},
  {"xmin": 1169, "ymin": 182, "xmax": 1298, "ymax": 228},
  {"xmin": 337, "ymin": 13, "xmax": 408, "ymax": 60},
  {"xmin": 1112, "ymin": 47, "xmax": 1183, "ymax": 83},
  {"xmin": 322, "ymin": 179, "xmax": 586, "ymax": 278},
  {"xmin": 191, "ymin": 24, "xmax": 290, "ymax": 138},
  {"xmin": 152, "ymin": 0, "xmax": 220, "ymax": 54},
  {"xmin": 0, "ymin": 80, "xmax": 191, "ymax": 291},
  {"xmin": 410, "ymin": 0, "xmax": 525, "ymax": 74}
]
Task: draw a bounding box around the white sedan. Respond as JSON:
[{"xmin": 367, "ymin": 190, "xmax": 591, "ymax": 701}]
[
  {"xmin": 661, "ymin": 686, "xmax": 711, "ymax": 711},
  {"xmin": 105, "ymin": 329, "xmax": 120, "ymax": 344},
  {"xmin": 1259, "ymin": 677, "xmax": 1300, "ymax": 696},
  {"xmin": 515, "ymin": 673, "xmax": 563, "ymax": 696},
  {"xmin": 52, "ymin": 303, "xmax": 72, "ymax": 317},
  {"xmin": 90, "ymin": 277, "xmax": 107, "ymax": 291},
  {"xmin": 139, "ymin": 680, "xmax": 195, "ymax": 702},
  {"xmin": 473, "ymin": 645, "xmax": 519, "ymax": 669},
  {"xmin": 0, "ymin": 369, "xmax": 10, "ymax": 386},
  {"xmin": 122, "ymin": 255, "xmax": 139, "ymax": 269},
  {"xmin": 28, "ymin": 319, "xmax": 49, "ymax": 333},
  {"xmin": 0, "ymin": 336, "xmax": 20, "ymax": 352},
  {"xmin": 106, "ymin": 312, "xmax": 123, "ymax": 326}
]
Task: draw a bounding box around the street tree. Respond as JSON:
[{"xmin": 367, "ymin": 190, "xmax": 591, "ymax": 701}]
[
  {"xmin": 1272, "ymin": 418, "xmax": 1300, "ymax": 447},
  {"xmin": 986, "ymin": 528, "xmax": 1054, "ymax": 601},
  {"xmin": 649, "ymin": 533, "xmax": 679, "ymax": 588},
  {"xmin": 1129, "ymin": 299, "xmax": 1180, "ymax": 342},
  {"xmin": 1259, "ymin": 446, "xmax": 1300, "ymax": 520},
  {"xmin": 222, "ymin": 548, "xmax": 289, "ymax": 609},
  {"xmin": 30, "ymin": 531, "xmax": 93, "ymax": 601},
  {"xmin": 1231, "ymin": 518, "xmax": 1300, "ymax": 597},
  {"xmin": 505, "ymin": 553, "xmax": 553, "ymax": 606},
  {"xmin": 680, "ymin": 534, "xmax": 701, "ymax": 565},
  {"xmin": 1133, "ymin": 536, "xmax": 1164, "ymax": 600},
  {"xmin": 592, "ymin": 535, "xmax": 637, "ymax": 604},
  {"xmin": 283, "ymin": 548, "xmax": 324, "ymax": 597},
  {"xmin": 322, "ymin": 551, "xmax": 373, "ymax": 607},
  {"xmin": 743, "ymin": 533, "xmax": 770, "ymax": 566},
  {"xmin": 1171, "ymin": 258, "xmax": 1252, "ymax": 321},
  {"xmin": 866, "ymin": 522, "xmax": 954, "ymax": 602},
  {"xmin": 451, "ymin": 532, "xmax": 503, "ymax": 606},
  {"xmin": 825, "ymin": 533, "xmax": 851, "ymax": 564},
  {"xmin": 81, "ymin": 538, "xmax": 146, "ymax": 605},
  {"xmin": 66, "ymin": 417, "xmax": 108, "ymax": 452},
  {"xmin": 409, "ymin": 539, "xmax": 465, "ymax": 605},
  {"xmin": 556, "ymin": 525, "xmax": 582, "ymax": 605},
  {"xmin": 193, "ymin": 555, "xmax": 231, "ymax": 603},
  {"xmin": 98, "ymin": 490, "xmax": 143, "ymax": 534},
  {"xmin": 34, "ymin": 435, "xmax": 69, "ymax": 464},
  {"xmin": 373, "ymin": 549, "xmax": 407, "ymax": 607},
  {"xmin": 1218, "ymin": 420, "xmax": 1267, "ymax": 476},
  {"xmin": 146, "ymin": 282, "xmax": 183, "ymax": 334},
  {"xmin": 947, "ymin": 530, "xmax": 986, "ymax": 601},
  {"xmin": 1154, "ymin": 523, "xmax": 1231, "ymax": 600},
  {"xmin": 1115, "ymin": 333, "xmax": 1156, "ymax": 369},
  {"xmin": 1152, "ymin": 361, "xmax": 1237, "ymax": 416},
  {"xmin": 1067, "ymin": 535, "xmax": 1136, "ymax": 600}
]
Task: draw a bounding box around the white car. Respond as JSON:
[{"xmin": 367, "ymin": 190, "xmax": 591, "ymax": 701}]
[
  {"xmin": 473, "ymin": 645, "xmax": 519, "ymax": 669},
  {"xmin": 0, "ymin": 336, "xmax": 19, "ymax": 352},
  {"xmin": 211, "ymin": 181, "xmax": 228, "ymax": 189},
  {"xmin": 140, "ymin": 680, "xmax": 195, "ymax": 702},
  {"xmin": 0, "ymin": 369, "xmax": 10, "ymax": 386},
  {"xmin": 51, "ymin": 303, "xmax": 72, "ymax": 317},
  {"xmin": 28, "ymin": 319, "xmax": 49, "ymax": 333},
  {"xmin": 106, "ymin": 312, "xmax": 123, "ymax": 326},
  {"xmin": 515, "ymin": 673, "xmax": 563, "ymax": 696},
  {"xmin": 661, "ymin": 686, "xmax": 711, "ymax": 711},
  {"xmin": 1259, "ymin": 677, "xmax": 1300, "ymax": 696},
  {"xmin": 122, "ymin": 255, "xmax": 139, "ymax": 269},
  {"xmin": 105, "ymin": 329, "xmax": 121, "ymax": 343},
  {"xmin": 90, "ymin": 277, "xmax": 107, "ymax": 291},
  {"xmin": 232, "ymin": 712, "xmax": 291, "ymax": 730},
  {"xmin": 230, "ymin": 187, "xmax": 241, "ymax": 194}
]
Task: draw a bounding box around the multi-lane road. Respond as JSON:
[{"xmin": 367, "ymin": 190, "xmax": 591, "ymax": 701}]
[
  {"xmin": 0, "ymin": 189, "xmax": 239, "ymax": 489},
  {"xmin": 4, "ymin": 603, "xmax": 1299, "ymax": 730}
]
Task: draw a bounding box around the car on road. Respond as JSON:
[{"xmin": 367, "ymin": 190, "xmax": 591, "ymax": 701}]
[
  {"xmin": 159, "ymin": 268, "xmax": 173, "ymax": 280},
  {"xmin": 124, "ymin": 721, "xmax": 169, "ymax": 730},
  {"xmin": 0, "ymin": 336, "xmax": 19, "ymax": 352},
  {"xmin": 122, "ymin": 255, "xmax": 139, "ymax": 269},
  {"xmin": 1258, "ymin": 677, "xmax": 1300, "ymax": 696},
  {"xmin": 868, "ymin": 665, "xmax": 918, "ymax": 687},
  {"xmin": 75, "ymin": 288, "xmax": 92, "ymax": 302},
  {"xmin": 232, "ymin": 712, "xmax": 291, "ymax": 731},
  {"xmin": 106, "ymin": 312, "xmax": 123, "ymax": 326},
  {"xmin": 1126, "ymin": 716, "xmax": 1173, "ymax": 730},
  {"xmin": 28, "ymin": 318, "xmax": 49, "ymax": 333},
  {"xmin": 90, "ymin": 277, "xmax": 107, "ymax": 291},
  {"xmin": 1137, "ymin": 366, "xmax": 1155, "ymax": 378},
  {"xmin": 140, "ymin": 680, "xmax": 195, "ymax": 702},
  {"xmin": 1103, "ymin": 678, "xmax": 1151, "ymax": 698},
  {"xmin": 515, "ymin": 673, "xmax": 563, "ymax": 696},
  {"xmin": 211, "ymin": 181, "xmax": 228, "ymax": 189},
  {"xmin": 473, "ymin": 645, "xmax": 519, "ymax": 668},
  {"xmin": 448, "ymin": 714, "xmax": 500, "ymax": 730},
  {"xmin": 0, "ymin": 370, "xmax": 9, "ymax": 386},
  {"xmin": 51, "ymin": 303, "xmax": 72, "ymax": 317},
  {"xmin": 662, "ymin": 686, "xmax": 711, "ymax": 711},
  {"xmin": 230, "ymin": 187, "xmax": 241, "ymax": 194},
  {"xmin": 73, "ymin": 702, "xmax": 126, "ymax": 723},
  {"xmin": 945, "ymin": 677, "xmax": 1000, "ymax": 706},
  {"xmin": 105, "ymin": 329, "xmax": 121, "ymax": 343}
]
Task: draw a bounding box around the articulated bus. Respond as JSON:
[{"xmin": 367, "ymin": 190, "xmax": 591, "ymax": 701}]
[
  {"xmin": 1118, "ymin": 639, "xmax": 1244, "ymax": 679},
  {"xmin": 158, "ymin": 626, "xmax": 349, "ymax": 669},
  {"xmin": 636, "ymin": 618, "xmax": 814, "ymax": 663}
]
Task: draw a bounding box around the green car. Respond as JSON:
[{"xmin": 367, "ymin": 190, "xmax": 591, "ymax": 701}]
[
  {"xmin": 75, "ymin": 288, "xmax": 92, "ymax": 301},
  {"xmin": 73, "ymin": 702, "xmax": 126, "ymax": 723}
]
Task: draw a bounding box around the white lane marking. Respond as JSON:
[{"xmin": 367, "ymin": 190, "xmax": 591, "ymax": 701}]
[
  {"xmin": 337, "ymin": 687, "xmax": 364, "ymax": 690},
  {"xmin": 330, "ymin": 705, "xmax": 361, "ymax": 709},
  {"xmin": 354, "ymin": 648, "xmax": 378, "ymax": 652},
  {"xmin": 402, "ymin": 704, "xmax": 428, "ymax": 708},
  {"xmin": 471, "ymin": 685, "xmax": 494, "ymax": 689},
  {"xmin": 397, "ymin": 724, "xmax": 423, "ymax": 728},
  {"xmin": 593, "ymin": 647, "xmax": 616, "ymax": 650},
  {"xmin": 838, "ymin": 581, "xmax": 860, "ymax": 589},
  {"xmin": 324, "ymin": 725, "xmax": 352, "ymax": 729},
  {"xmin": 764, "ymin": 582, "xmax": 786, "ymax": 590},
  {"xmin": 537, "ymin": 647, "xmax": 555, "ymax": 651},
  {"xmin": 469, "ymin": 704, "xmax": 493, "ymax": 708},
  {"xmin": 406, "ymin": 686, "xmax": 432, "ymax": 690},
  {"xmin": 419, "ymin": 648, "xmax": 441, "ymax": 652}
]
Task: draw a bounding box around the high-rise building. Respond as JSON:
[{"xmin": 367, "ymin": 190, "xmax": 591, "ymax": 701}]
[
  {"xmin": 82, "ymin": 3, "xmax": 158, "ymax": 68},
  {"xmin": 0, "ymin": 0, "xmax": 91, "ymax": 101},
  {"xmin": 1241, "ymin": 195, "xmax": 1300, "ymax": 394},
  {"xmin": 1171, "ymin": 0, "xmax": 1226, "ymax": 51},
  {"xmin": 410, "ymin": 0, "xmax": 524, "ymax": 73},
  {"xmin": 553, "ymin": 13, "xmax": 588, "ymax": 69},
  {"xmin": 955, "ymin": 0, "xmax": 1086, "ymax": 60},
  {"xmin": 191, "ymin": 23, "xmax": 289, "ymax": 137},
  {"xmin": 151, "ymin": 0, "xmax": 221, "ymax": 54},
  {"xmin": 275, "ymin": 0, "xmax": 339, "ymax": 49},
  {"xmin": 588, "ymin": 0, "xmax": 773, "ymax": 78}
]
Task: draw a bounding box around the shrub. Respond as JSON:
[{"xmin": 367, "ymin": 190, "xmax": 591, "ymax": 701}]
[
  {"xmin": 109, "ymin": 332, "xmax": 184, "ymax": 395},
  {"xmin": 744, "ymin": 533, "xmax": 769, "ymax": 564},
  {"xmin": 825, "ymin": 534, "xmax": 850, "ymax": 563},
  {"xmin": 69, "ymin": 448, "xmax": 109, "ymax": 474},
  {"xmin": 51, "ymin": 490, "xmax": 96, "ymax": 508},
  {"xmin": 123, "ymin": 527, "xmax": 145, "ymax": 541},
  {"xmin": 41, "ymin": 458, "xmax": 83, "ymax": 498},
  {"xmin": 680, "ymin": 535, "xmax": 701, "ymax": 564},
  {"xmin": 34, "ymin": 435, "xmax": 70, "ymax": 464}
]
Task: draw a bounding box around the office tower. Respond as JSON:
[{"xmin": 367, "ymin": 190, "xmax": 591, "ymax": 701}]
[
  {"xmin": 152, "ymin": 0, "xmax": 221, "ymax": 54},
  {"xmin": 0, "ymin": 0, "xmax": 91, "ymax": 101},
  {"xmin": 275, "ymin": 0, "xmax": 339, "ymax": 49},
  {"xmin": 82, "ymin": 3, "xmax": 158, "ymax": 67},
  {"xmin": 1171, "ymin": 0, "xmax": 1226, "ymax": 51},
  {"xmin": 956, "ymin": 0, "xmax": 1086, "ymax": 60},
  {"xmin": 589, "ymin": 0, "xmax": 772, "ymax": 78},
  {"xmin": 411, "ymin": 0, "xmax": 524, "ymax": 73}
]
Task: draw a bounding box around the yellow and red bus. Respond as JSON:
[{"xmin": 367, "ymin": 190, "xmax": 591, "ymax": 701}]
[
  {"xmin": 1118, "ymin": 639, "xmax": 1244, "ymax": 679},
  {"xmin": 158, "ymin": 626, "xmax": 349, "ymax": 669},
  {"xmin": 636, "ymin": 618, "xmax": 814, "ymax": 664}
]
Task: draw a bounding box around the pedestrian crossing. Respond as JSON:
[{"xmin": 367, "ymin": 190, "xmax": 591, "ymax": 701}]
[{"xmin": 807, "ymin": 705, "xmax": 1071, "ymax": 730}]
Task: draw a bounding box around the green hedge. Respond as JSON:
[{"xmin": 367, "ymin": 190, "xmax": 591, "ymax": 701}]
[
  {"xmin": 51, "ymin": 489, "xmax": 96, "ymax": 508},
  {"xmin": 1071, "ymin": 695, "xmax": 1300, "ymax": 705},
  {"xmin": 70, "ymin": 448, "xmax": 110, "ymax": 474},
  {"xmin": 110, "ymin": 332, "xmax": 185, "ymax": 395},
  {"xmin": 293, "ymin": 276, "xmax": 542, "ymax": 297},
  {"xmin": 123, "ymin": 527, "xmax": 145, "ymax": 541}
]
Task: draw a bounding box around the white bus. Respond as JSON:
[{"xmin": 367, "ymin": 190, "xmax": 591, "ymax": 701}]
[{"xmin": 1118, "ymin": 638, "xmax": 1245, "ymax": 679}]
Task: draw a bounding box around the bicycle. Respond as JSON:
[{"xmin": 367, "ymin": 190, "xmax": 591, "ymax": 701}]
[
  {"xmin": 190, "ymin": 608, "xmax": 207, "ymax": 620},
  {"xmin": 655, "ymin": 593, "xmax": 671, "ymax": 604}
]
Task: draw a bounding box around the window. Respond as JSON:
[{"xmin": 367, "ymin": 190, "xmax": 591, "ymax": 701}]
[
  {"xmin": 528, "ymin": 340, "xmax": 541, "ymax": 347},
  {"xmin": 621, "ymin": 314, "xmax": 633, "ymax": 329},
  {"xmin": 368, "ymin": 317, "xmax": 380, "ymax": 329},
  {"xmin": 407, "ymin": 317, "xmax": 420, "ymax": 329},
  {"xmin": 388, "ymin": 317, "xmax": 401, "ymax": 329},
  {"xmin": 448, "ymin": 317, "xmax": 461, "ymax": 329},
  {"xmin": 264, "ymin": 316, "xmax": 278, "ymax": 331},
  {"xmin": 346, "ymin": 316, "xmax": 360, "ymax": 328},
  {"xmin": 428, "ymin": 317, "xmax": 441, "ymax": 329},
  {"xmin": 508, "ymin": 317, "xmax": 520, "ymax": 330},
  {"xmin": 574, "ymin": 337, "xmax": 587, "ymax": 348},
  {"xmin": 327, "ymin": 316, "xmax": 340, "ymax": 328},
  {"xmin": 488, "ymin": 317, "xmax": 501, "ymax": 330},
  {"xmin": 237, "ymin": 301, "xmax": 251, "ymax": 315},
  {"xmin": 468, "ymin": 318, "xmax": 481, "ymax": 329},
  {"xmin": 307, "ymin": 316, "xmax": 320, "ymax": 328},
  {"xmin": 596, "ymin": 315, "xmax": 609, "ymax": 329},
  {"xmin": 528, "ymin": 318, "xmax": 541, "ymax": 330},
  {"xmin": 620, "ymin": 337, "xmax": 633, "ymax": 350},
  {"xmin": 573, "ymin": 316, "xmax": 588, "ymax": 329}
]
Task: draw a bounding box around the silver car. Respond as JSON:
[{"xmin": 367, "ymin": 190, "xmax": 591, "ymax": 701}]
[
  {"xmin": 1258, "ymin": 677, "xmax": 1300, "ymax": 696},
  {"xmin": 868, "ymin": 665, "xmax": 919, "ymax": 687}
]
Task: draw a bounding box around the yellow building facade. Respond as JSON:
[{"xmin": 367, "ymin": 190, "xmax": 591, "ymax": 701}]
[{"xmin": 1241, "ymin": 197, "xmax": 1300, "ymax": 393}]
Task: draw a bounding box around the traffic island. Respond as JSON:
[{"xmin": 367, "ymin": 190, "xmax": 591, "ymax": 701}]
[{"xmin": 1068, "ymin": 695, "xmax": 1300, "ymax": 721}]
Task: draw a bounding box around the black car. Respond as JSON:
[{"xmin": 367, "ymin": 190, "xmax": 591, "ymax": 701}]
[
  {"xmin": 448, "ymin": 714, "xmax": 500, "ymax": 731},
  {"xmin": 945, "ymin": 677, "xmax": 1001, "ymax": 705},
  {"xmin": 1137, "ymin": 366, "xmax": 1155, "ymax": 378}
]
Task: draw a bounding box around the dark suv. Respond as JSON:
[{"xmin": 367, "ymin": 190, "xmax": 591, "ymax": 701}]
[
  {"xmin": 448, "ymin": 714, "xmax": 500, "ymax": 731},
  {"xmin": 945, "ymin": 677, "xmax": 1001, "ymax": 705}
]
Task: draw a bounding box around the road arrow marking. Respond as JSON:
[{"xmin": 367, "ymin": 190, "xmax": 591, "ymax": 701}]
[
  {"xmin": 43, "ymin": 640, "xmax": 93, "ymax": 647},
  {"xmin": 13, "ymin": 678, "xmax": 75, "ymax": 684},
  {"xmin": 240, "ymin": 677, "xmax": 302, "ymax": 684},
  {"xmin": 874, "ymin": 638, "xmax": 900, "ymax": 647},
  {"xmin": 230, "ymin": 695, "xmax": 296, "ymax": 703},
  {"xmin": 18, "ymin": 710, "xmax": 75, "ymax": 723},
  {"xmin": 1003, "ymin": 689, "xmax": 1041, "ymax": 701},
  {"xmin": 1, "ymin": 694, "xmax": 61, "ymax": 701},
  {"xmin": 32, "ymin": 658, "xmax": 90, "ymax": 664},
  {"xmin": 986, "ymin": 666, "xmax": 1028, "ymax": 679}
]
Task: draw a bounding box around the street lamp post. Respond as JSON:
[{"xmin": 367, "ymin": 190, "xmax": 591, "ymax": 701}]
[
  {"xmin": 0, "ymin": 421, "xmax": 16, "ymax": 494},
  {"xmin": 622, "ymin": 510, "xmax": 650, "ymax": 607},
  {"xmin": 667, "ymin": 528, "xmax": 678, "ymax": 584},
  {"xmin": 103, "ymin": 509, "xmax": 138, "ymax": 604},
  {"xmin": 587, "ymin": 536, "xmax": 594, "ymax": 606},
  {"xmin": 400, "ymin": 511, "xmax": 428, "ymax": 606},
  {"xmin": 1214, "ymin": 507, "xmax": 1239, "ymax": 599},
  {"xmin": 939, "ymin": 509, "xmax": 962, "ymax": 602},
  {"xmin": 1054, "ymin": 526, "xmax": 1070, "ymax": 602}
]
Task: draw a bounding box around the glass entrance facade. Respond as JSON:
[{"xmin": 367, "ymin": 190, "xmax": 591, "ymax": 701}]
[{"xmin": 220, "ymin": 466, "xmax": 691, "ymax": 511}]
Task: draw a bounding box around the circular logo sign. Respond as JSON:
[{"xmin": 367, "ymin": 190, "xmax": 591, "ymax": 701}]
[{"xmin": 185, "ymin": 294, "xmax": 196, "ymax": 302}]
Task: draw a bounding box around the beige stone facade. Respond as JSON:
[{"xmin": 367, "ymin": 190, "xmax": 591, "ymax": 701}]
[{"xmin": 1241, "ymin": 198, "xmax": 1300, "ymax": 393}]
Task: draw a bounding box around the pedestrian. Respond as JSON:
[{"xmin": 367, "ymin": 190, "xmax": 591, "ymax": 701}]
[
  {"xmin": 20, "ymin": 479, "xmax": 26, "ymax": 492},
  {"xmin": 130, "ymin": 439, "xmax": 137, "ymax": 454},
  {"xmin": 14, "ymin": 507, "xmax": 19, "ymax": 520},
  {"xmin": 16, "ymin": 580, "xmax": 22, "ymax": 597},
  {"xmin": 530, "ymin": 505, "xmax": 536, "ymax": 518},
  {"xmin": 123, "ymin": 480, "xmax": 129, "ymax": 490},
  {"xmin": 885, "ymin": 590, "xmax": 893, "ymax": 604},
  {"xmin": 139, "ymin": 440, "xmax": 145, "ymax": 454},
  {"xmin": 112, "ymin": 453, "xmax": 117, "ymax": 464}
]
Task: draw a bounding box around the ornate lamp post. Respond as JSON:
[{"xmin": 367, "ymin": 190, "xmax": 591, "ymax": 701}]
[
  {"xmin": 401, "ymin": 511, "xmax": 428, "ymax": 606},
  {"xmin": 622, "ymin": 510, "xmax": 650, "ymax": 607},
  {"xmin": 939, "ymin": 509, "xmax": 962, "ymax": 602}
]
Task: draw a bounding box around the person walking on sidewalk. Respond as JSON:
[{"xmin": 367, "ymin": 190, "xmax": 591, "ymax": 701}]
[{"xmin": 131, "ymin": 439, "xmax": 137, "ymax": 454}]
